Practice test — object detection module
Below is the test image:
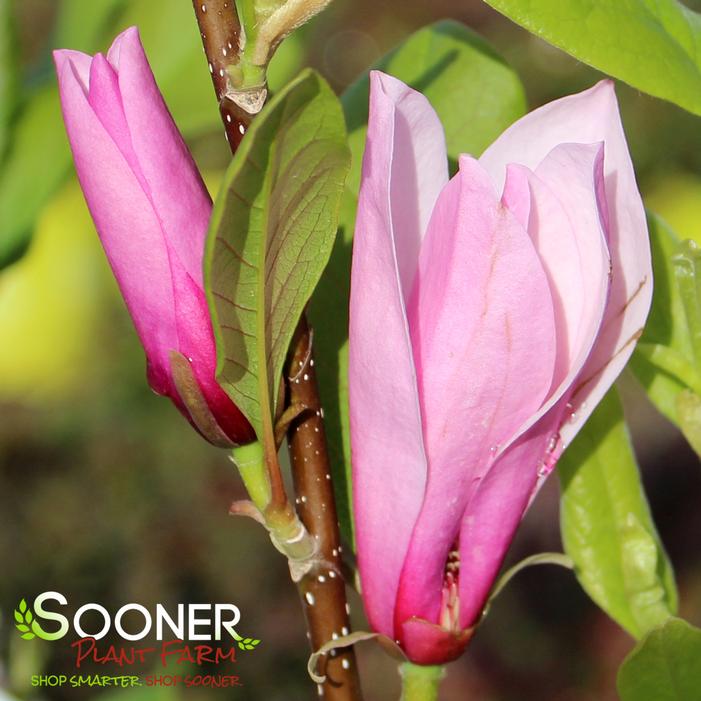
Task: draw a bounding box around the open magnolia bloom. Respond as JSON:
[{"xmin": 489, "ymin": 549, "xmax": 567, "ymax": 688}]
[
  {"xmin": 349, "ymin": 71, "xmax": 652, "ymax": 665},
  {"xmin": 54, "ymin": 28, "xmax": 254, "ymax": 447}
]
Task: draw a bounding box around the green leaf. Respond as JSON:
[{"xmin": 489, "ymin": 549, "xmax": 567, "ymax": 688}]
[
  {"xmin": 617, "ymin": 618, "xmax": 701, "ymax": 700},
  {"xmin": 558, "ymin": 389, "xmax": 677, "ymax": 639},
  {"xmin": 25, "ymin": 609, "xmax": 33, "ymax": 624},
  {"xmin": 309, "ymin": 19, "xmax": 527, "ymax": 544},
  {"xmin": 483, "ymin": 0, "xmax": 701, "ymax": 116},
  {"xmin": 13, "ymin": 609, "xmax": 22, "ymax": 623},
  {"xmin": 629, "ymin": 215, "xmax": 701, "ymax": 454},
  {"xmin": 675, "ymin": 389, "xmax": 701, "ymax": 456},
  {"xmin": 16, "ymin": 624, "xmax": 28, "ymax": 633},
  {"xmin": 20, "ymin": 632, "xmax": 35, "ymax": 640},
  {"xmin": 205, "ymin": 68, "xmax": 350, "ymax": 444},
  {"xmin": 19, "ymin": 598, "xmax": 26, "ymax": 614}
]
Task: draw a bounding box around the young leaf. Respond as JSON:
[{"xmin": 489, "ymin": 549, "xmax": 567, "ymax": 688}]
[
  {"xmin": 617, "ymin": 618, "xmax": 701, "ymax": 700},
  {"xmin": 205, "ymin": 68, "xmax": 350, "ymax": 446},
  {"xmin": 309, "ymin": 19, "xmax": 527, "ymax": 544},
  {"xmin": 483, "ymin": 0, "xmax": 701, "ymax": 116},
  {"xmin": 558, "ymin": 389, "xmax": 677, "ymax": 639}
]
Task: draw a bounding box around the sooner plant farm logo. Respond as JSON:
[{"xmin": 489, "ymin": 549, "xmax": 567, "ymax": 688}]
[
  {"xmin": 14, "ymin": 592, "xmax": 259, "ymax": 650},
  {"xmin": 12, "ymin": 592, "xmax": 260, "ymax": 690}
]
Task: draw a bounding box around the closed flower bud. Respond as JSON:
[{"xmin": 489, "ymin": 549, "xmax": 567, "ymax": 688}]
[{"xmin": 54, "ymin": 28, "xmax": 255, "ymax": 447}]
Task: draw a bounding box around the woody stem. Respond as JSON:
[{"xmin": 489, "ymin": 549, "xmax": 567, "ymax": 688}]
[
  {"xmin": 192, "ymin": 4, "xmax": 362, "ymax": 700},
  {"xmin": 286, "ymin": 317, "xmax": 363, "ymax": 700}
]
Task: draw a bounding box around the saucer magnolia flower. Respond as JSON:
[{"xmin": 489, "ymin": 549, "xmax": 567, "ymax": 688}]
[
  {"xmin": 349, "ymin": 72, "xmax": 651, "ymax": 665},
  {"xmin": 54, "ymin": 28, "xmax": 253, "ymax": 447}
]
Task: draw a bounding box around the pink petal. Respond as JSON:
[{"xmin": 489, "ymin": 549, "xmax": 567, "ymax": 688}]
[
  {"xmin": 369, "ymin": 71, "xmax": 449, "ymax": 298},
  {"xmin": 501, "ymin": 143, "xmax": 611, "ymax": 444},
  {"xmin": 168, "ymin": 249, "xmax": 255, "ymax": 443},
  {"xmin": 349, "ymin": 71, "xmax": 447, "ymax": 637},
  {"xmin": 395, "ymin": 156, "xmax": 557, "ymax": 630},
  {"xmin": 53, "ymin": 49, "xmax": 92, "ymax": 91},
  {"xmin": 54, "ymin": 51, "xmax": 177, "ymax": 382},
  {"xmin": 457, "ymin": 411, "xmax": 564, "ymax": 627},
  {"xmin": 480, "ymin": 80, "xmax": 651, "ymax": 448},
  {"xmin": 457, "ymin": 143, "xmax": 629, "ymax": 627},
  {"xmin": 107, "ymin": 27, "xmax": 211, "ymax": 287},
  {"xmin": 87, "ymin": 53, "xmax": 144, "ymax": 183}
]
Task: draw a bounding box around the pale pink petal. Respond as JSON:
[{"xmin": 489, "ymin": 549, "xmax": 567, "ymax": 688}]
[
  {"xmin": 53, "ymin": 49, "xmax": 92, "ymax": 91},
  {"xmin": 530, "ymin": 143, "xmax": 610, "ymax": 384},
  {"xmin": 480, "ymin": 81, "xmax": 651, "ymax": 448},
  {"xmin": 500, "ymin": 143, "xmax": 611, "ymax": 446},
  {"xmin": 349, "ymin": 73, "xmax": 433, "ymax": 638},
  {"xmin": 54, "ymin": 52, "xmax": 177, "ymax": 384},
  {"xmin": 500, "ymin": 164, "xmax": 530, "ymax": 229},
  {"xmin": 108, "ymin": 27, "xmax": 211, "ymax": 287},
  {"xmin": 394, "ymin": 156, "xmax": 557, "ymax": 629},
  {"xmin": 370, "ymin": 71, "xmax": 449, "ymax": 298}
]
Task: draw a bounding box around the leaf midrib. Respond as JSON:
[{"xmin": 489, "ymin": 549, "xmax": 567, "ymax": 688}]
[{"xmin": 255, "ymin": 123, "xmax": 279, "ymax": 447}]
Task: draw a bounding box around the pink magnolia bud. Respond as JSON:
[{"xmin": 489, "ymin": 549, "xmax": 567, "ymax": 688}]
[
  {"xmin": 54, "ymin": 28, "xmax": 254, "ymax": 447},
  {"xmin": 349, "ymin": 72, "xmax": 651, "ymax": 665}
]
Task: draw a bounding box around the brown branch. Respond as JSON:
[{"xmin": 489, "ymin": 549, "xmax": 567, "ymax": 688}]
[
  {"xmin": 287, "ymin": 317, "xmax": 363, "ymax": 700},
  {"xmin": 192, "ymin": 4, "xmax": 362, "ymax": 699},
  {"xmin": 192, "ymin": 0, "xmax": 250, "ymax": 149}
]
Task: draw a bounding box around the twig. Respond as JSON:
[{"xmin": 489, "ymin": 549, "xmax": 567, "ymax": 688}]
[
  {"xmin": 192, "ymin": 0, "xmax": 251, "ymax": 149},
  {"xmin": 287, "ymin": 316, "xmax": 363, "ymax": 700},
  {"xmin": 191, "ymin": 4, "xmax": 362, "ymax": 699}
]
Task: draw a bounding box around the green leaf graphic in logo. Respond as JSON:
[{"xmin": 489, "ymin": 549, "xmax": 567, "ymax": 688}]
[
  {"xmin": 14, "ymin": 598, "xmax": 52, "ymax": 641},
  {"xmin": 231, "ymin": 630, "xmax": 261, "ymax": 652},
  {"xmin": 14, "ymin": 598, "xmax": 36, "ymax": 640}
]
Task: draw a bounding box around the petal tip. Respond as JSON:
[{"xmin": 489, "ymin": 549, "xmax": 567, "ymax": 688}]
[{"xmin": 107, "ymin": 25, "xmax": 143, "ymax": 68}]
